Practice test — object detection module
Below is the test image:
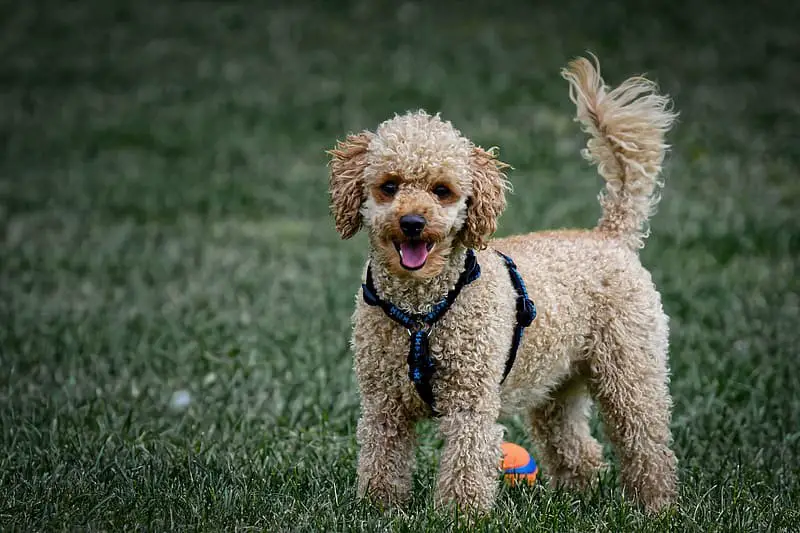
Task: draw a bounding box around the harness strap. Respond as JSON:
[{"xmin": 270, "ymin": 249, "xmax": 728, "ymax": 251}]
[
  {"xmin": 362, "ymin": 249, "xmax": 480, "ymax": 413},
  {"xmin": 361, "ymin": 249, "xmax": 535, "ymax": 413},
  {"xmin": 408, "ymin": 330, "xmax": 435, "ymax": 407},
  {"xmin": 495, "ymin": 251, "xmax": 537, "ymax": 384},
  {"xmin": 362, "ymin": 250, "xmax": 480, "ymax": 327}
]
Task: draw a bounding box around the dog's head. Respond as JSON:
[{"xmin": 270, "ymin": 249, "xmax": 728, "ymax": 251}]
[{"xmin": 328, "ymin": 111, "xmax": 510, "ymax": 279}]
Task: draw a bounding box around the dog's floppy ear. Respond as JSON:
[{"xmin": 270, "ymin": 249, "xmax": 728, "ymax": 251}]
[
  {"xmin": 327, "ymin": 132, "xmax": 372, "ymax": 239},
  {"xmin": 460, "ymin": 146, "xmax": 511, "ymax": 250}
]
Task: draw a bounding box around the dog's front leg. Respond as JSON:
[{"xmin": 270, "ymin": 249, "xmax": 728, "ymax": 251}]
[
  {"xmin": 434, "ymin": 408, "xmax": 504, "ymax": 513},
  {"xmin": 355, "ymin": 399, "xmax": 417, "ymax": 507}
]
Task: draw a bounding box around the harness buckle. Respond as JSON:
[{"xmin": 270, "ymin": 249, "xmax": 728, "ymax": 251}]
[{"xmin": 517, "ymin": 296, "xmax": 537, "ymax": 327}]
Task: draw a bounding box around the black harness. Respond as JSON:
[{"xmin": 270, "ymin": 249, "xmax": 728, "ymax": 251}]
[{"xmin": 361, "ymin": 249, "xmax": 536, "ymax": 414}]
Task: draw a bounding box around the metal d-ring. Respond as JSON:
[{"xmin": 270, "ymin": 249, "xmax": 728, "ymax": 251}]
[{"xmin": 406, "ymin": 322, "xmax": 435, "ymax": 337}]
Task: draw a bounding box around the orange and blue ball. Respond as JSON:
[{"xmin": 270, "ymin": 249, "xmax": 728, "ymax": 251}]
[{"xmin": 500, "ymin": 442, "xmax": 538, "ymax": 486}]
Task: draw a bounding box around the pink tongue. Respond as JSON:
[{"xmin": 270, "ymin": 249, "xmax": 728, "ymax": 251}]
[{"xmin": 399, "ymin": 241, "xmax": 430, "ymax": 269}]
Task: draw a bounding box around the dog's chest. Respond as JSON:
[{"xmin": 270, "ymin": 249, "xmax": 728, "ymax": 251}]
[{"xmin": 350, "ymin": 279, "xmax": 516, "ymax": 398}]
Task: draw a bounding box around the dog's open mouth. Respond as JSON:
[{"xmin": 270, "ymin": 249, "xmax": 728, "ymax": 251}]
[{"xmin": 395, "ymin": 240, "xmax": 435, "ymax": 271}]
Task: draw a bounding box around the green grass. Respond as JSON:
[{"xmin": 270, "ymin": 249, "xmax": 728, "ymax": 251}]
[{"xmin": 1, "ymin": 0, "xmax": 799, "ymax": 530}]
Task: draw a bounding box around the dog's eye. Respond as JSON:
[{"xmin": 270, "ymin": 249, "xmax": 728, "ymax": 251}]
[
  {"xmin": 380, "ymin": 181, "xmax": 398, "ymax": 196},
  {"xmin": 432, "ymin": 184, "xmax": 452, "ymax": 199}
]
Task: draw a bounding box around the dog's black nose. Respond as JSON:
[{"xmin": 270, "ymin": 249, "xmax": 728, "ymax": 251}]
[{"xmin": 399, "ymin": 214, "xmax": 426, "ymax": 238}]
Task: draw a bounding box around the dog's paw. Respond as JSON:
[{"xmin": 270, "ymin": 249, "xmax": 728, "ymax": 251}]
[
  {"xmin": 433, "ymin": 492, "xmax": 494, "ymax": 522},
  {"xmin": 635, "ymin": 475, "xmax": 678, "ymax": 515},
  {"xmin": 356, "ymin": 478, "xmax": 412, "ymax": 509},
  {"xmin": 542, "ymin": 440, "xmax": 609, "ymax": 492},
  {"xmin": 546, "ymin": 462, "xmax": 609, "ymax": 492}
]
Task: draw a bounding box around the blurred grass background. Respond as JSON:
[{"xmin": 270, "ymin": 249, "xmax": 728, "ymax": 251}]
[{"xmin": 1, "ymin": 0, "xmax": 798, "ymax": 530}]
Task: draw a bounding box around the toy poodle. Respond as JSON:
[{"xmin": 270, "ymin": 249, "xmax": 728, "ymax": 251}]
[{"xmin": 327, "ymin": 55, "xmax": 678, "ymax": 514}]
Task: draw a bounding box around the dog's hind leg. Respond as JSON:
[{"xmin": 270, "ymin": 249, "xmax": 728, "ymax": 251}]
[
  {"xmin": 529, "ymin": 376, "xmax": 607, "ymax": 491},
  {"xmin": 587, "ymin": 308, "xmax": 677, "ymax": 513}
]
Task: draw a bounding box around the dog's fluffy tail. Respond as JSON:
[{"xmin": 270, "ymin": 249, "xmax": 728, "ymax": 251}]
[{"xmin": 562, "ymin": 55, "xmax": 677, "ymax": 250}]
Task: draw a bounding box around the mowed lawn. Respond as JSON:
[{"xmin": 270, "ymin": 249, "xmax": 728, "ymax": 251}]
[{"xmin": 1, "ymin": 0, "xmax": 798, "ymax": 530}]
